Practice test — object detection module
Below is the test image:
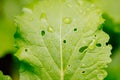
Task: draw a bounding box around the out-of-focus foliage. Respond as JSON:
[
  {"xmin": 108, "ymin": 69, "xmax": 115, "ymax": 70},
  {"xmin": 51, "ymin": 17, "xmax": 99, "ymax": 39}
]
[
  {"xmin": 0, "ymin": 0, "xmax": 38, "ymax": 57},
  {"xmin": 0, "ymin": 0, "xmax": 21, "ymax": 57},
  {"xmin": 92, "ymin": 0, "xmax": 120, "ymax": 23},
  {"xmin": 102, "ymin": 14, "xmax": 120, "ymax": 51},
  {"xmin": 105, "ymin": 48, "xmax": 120, "ymax": 80}
]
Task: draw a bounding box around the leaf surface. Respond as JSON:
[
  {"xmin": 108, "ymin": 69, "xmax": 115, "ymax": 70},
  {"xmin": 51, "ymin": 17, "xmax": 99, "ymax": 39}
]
[
  {"xmin": 14, "ymin": 0, "xmax": 112, "ymax": 80},
  {"xmin": 0, "ymin": 71, "xmax": 12, "ymax": 80}
]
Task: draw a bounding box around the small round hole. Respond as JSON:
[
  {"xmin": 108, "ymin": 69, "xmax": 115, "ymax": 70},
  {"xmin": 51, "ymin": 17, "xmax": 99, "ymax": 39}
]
[
  {"xmin": 68, "ymin": 65, "xmax": 71, "ymax": 67},
  {"xmin": 82, "ymin": 71, "xmax": 85, "ymax": 73},
  {"xmin": 106, "ymin": 42, "xmax": 109, "ymax": 46},
  {"xmin": 63, "ymin": 40, "xmax": 67, "ymax": 43},
  {"xmin": 25, "ymin": 49, "xmax": 28, "ymax": 52},
  {"xmin": 41, "ymin": 30, "xmax": 45, "ymax": 36},
  {"xmin": 74, "ymin": 28, "xmax": 77, "ymax": 31},
  {"xmin": 94, "ymin": 35, "xmax": 96, "ymax": 37}
]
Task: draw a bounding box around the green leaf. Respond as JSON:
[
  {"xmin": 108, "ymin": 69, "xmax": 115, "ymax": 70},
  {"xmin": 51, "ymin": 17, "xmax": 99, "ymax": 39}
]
[
  {"xmin": 92, "ymin": 0, "xmax": 120, "ymax": 23},
  {"xmin": 105, "ymin": 48, "xmax": 120, "ymax": 80},
  {"xmin": 0, "ymin": 21, "xmax": 16, "ymax": 57},
  {"xmin": 14, "ymin": 0, "xmax": 112, "ymax": 80},
  {"xmin": 0, "ymin": 71, "xmax": 12, "ymax": 80}
]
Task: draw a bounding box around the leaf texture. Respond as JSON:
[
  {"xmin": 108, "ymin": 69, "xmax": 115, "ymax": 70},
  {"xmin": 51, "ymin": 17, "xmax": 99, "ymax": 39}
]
[
  {"xmin": 0, "ymin": 71, "xmax": 12, "ymax": 80},
  {"xmin": 14, "ymin": 0, "xmax": 112, "ymax": 80}
]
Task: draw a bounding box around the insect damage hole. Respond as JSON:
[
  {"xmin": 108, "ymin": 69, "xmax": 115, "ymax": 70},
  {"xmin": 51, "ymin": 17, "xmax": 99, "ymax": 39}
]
[
  {"xmin": 82, "ymin": 71, "xmax": 86, "ymax": 73},
  {"xmin": 74, "ymin": 28, "xmax": 77, "ymax": 31},
  {"xmin": 25, "ymin": 49, "xmax": 28, "ymax": 52},
  {"xmin": 68, "ymin": 64, "xmax": 71, "ymax": 67},
  {"xmin": 94, "ymin": 35, "xmax": 96, "ymax": 37},
  {"xmin": 79, "ymin": 46, "xmax": 88, "ymax": 53},
  {"xmin": 63, "ymin": 40, "xmax": 67, "ymax": 43},
  {"xmin": 96, "ymin": 43, "xmax": 102, "ymax": 47},
  {"xmin": 41, "ymin": 30, "xmax": 45, "ymax": 36}
]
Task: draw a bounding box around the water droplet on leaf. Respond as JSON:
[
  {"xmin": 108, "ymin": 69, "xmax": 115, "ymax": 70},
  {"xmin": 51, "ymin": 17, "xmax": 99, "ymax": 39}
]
[
  {"xmin": 40, "ymin": 13, "xmax": 47, "ymax": 19},
  {"xmin": 88, "ymin": 40, "xmax": 96, "ymax": 49},
  {"xmin": 47, "ymin": 26, "xmax": 54, "ymax": 32},
  {"xmin": 63, "ymin": 17, "xmax": 72, "ymax": 24},
  {"xmin": 22, "ymin": 8, "xmax": 32, "ymax": 14}
]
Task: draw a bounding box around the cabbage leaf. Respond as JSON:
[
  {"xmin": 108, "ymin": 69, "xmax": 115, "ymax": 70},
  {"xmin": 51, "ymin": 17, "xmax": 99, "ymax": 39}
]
[
  {"xmin": 0, "ymin": 71, "xmax": 12, "ymax": 80},
  {"xmin": 14, "ymin": 0, "xmax": 112, "ymax": 80}
]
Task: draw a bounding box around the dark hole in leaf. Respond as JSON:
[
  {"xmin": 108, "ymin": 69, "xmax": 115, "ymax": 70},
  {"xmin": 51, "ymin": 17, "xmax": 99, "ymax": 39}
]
[
  {"xmin": 106, "ymin": 42, "xmax": 109, "ymax": 46},
  {"xmin": 94, "ymin": 35, "xmax": 96, "ymax": 37},
  {"xmin": 68, "ymin": 65, "xmax": 71, "ymax": 67},
  {"xmin": 41, "ymin": 30, "xmax": 45, "ymax": 36},
  {"xmin": 82, "ymin": 71, "xmax": 85, "ymax": 73},
  {"xmin": 74, "ymin": 28, "xmax": 77, "ymax": 31},
  {"xmin": 25, "ymin": 49, "xmax": 28, "ymax": 52},
  {"xmin": 79, "ymin": 46, "xmax": 88, "ymax": 53},
  {"xmin": 63, "ymin": 40, "xmax": 67, "ymax": 43},
  {"xmin": 96, "ymin": 43, "xmax": 102, "ymax": 47}
]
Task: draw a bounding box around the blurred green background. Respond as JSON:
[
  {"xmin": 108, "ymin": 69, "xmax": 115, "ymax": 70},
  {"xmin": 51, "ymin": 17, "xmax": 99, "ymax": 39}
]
[{"xmin": 0, "ymin": 0, "xmax": 120, "ymax": 80}]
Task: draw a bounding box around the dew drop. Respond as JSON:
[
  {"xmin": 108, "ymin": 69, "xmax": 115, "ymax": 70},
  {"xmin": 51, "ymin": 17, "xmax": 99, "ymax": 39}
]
[
  {"xmin": 22, "ymin": 8, "xmax": 32, "ymax": 14},
  {"xmin": 88, "ymin": 40, "xmax": 96, "ymax": 49},
  {"xmin": 81, "ymin": 64, "xmax": 85, "ymax": 67},
  {"xmin": 63, "ymin": 17, "xmax": 72, "ymax": 24},
  {"xmin": 68, "ymin": 49, "xmax": 72, "ymax": 52},
  {"xmin": 40, "ymin": 13, "xmax": 48, "ymax": 26},
  {"xmin": 41, "ymin": 30, "xmax": 45, "ymax": 36},
  {"xmin": 40, "ymin": 13, "xmax": 47, "ymax": 19},
  {"xmin": 47, "ymin": 26, "xmax": 54, "ymax": 32}
]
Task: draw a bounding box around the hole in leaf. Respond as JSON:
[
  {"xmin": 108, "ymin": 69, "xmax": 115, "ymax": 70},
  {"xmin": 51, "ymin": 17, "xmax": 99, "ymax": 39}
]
[
  {"xmin": 96, "ymin": 43, "xmax": 102, "ymax": 47},
  {"xmin": 94, "ymin": 35, "xmax": 96, "ymax": 37},
  {"xmin": 68, "ymin": 65, "xmax": 71, "ymax": 67},
  {"xmin": 63, "ymin": 40, "xmax": 67, "ymax": 43},
  {"xmin": 82, "ymin": 71, "xmax": 85, "ymax": 73},
  {"xmin": 74, "ymin": 28, "xmax": 77, "ymax": 31},
  {"xmin": 25, "ymin": 49, "xmax": 28, "ymax": 52},
  {"xmin": 79, "ymin": 46, "xmax": 88, "ymax": 53},
  {"xmin": 41, "ymin": 30, "xmax": 45, "ymax": 36},
  {"xmin": 106, "ymin": 42, "xmax": 109, "ymax": 46}
]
